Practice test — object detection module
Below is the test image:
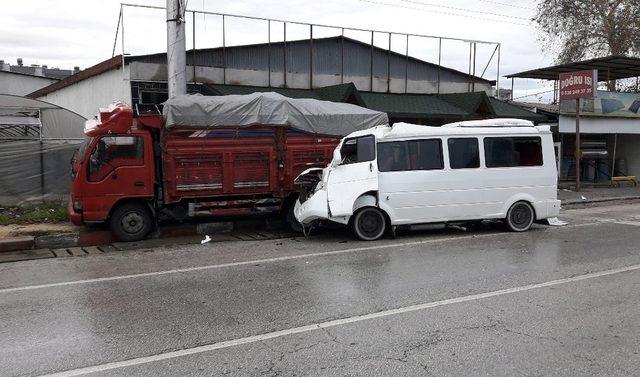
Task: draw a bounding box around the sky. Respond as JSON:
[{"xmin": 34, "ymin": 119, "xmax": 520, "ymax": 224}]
[{"xmin": 1, "ymin": 0, "xmax": 555, "ymax": 102}]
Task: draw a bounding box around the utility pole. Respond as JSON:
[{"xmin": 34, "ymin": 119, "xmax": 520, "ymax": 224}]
[
  {"xmin": 575, "ymin": 98, "xmax": 581, "ymax": 191},
  {"xmin": 167, "ymin": 0, "xmax": 187, "ymax": 98}
]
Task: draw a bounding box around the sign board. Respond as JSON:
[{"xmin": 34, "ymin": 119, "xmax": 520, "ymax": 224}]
[
  {"xmin": 559, "ymin": 90, "xmax": 640, "ymax": 118},
  {"xmin": 559, "ymin": 70, "xmax": 597, "ymax": 100}
]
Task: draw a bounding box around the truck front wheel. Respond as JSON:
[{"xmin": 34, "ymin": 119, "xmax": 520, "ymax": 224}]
[{"xmin": 109, "ymin": 202, "xmax": 153, "ymax": 242}]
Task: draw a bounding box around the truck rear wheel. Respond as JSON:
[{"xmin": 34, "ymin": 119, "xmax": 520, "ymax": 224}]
[
  {"xmin": 110, "ymin": 202, "xmax": 153, "ymax": 242},
  {"xmin": 352, "ymin": 207, "xmax": 386, "ymax": 241},
  {"xmin": 285, "ymin": 201, "xmax": 303, "ymax": 233}
]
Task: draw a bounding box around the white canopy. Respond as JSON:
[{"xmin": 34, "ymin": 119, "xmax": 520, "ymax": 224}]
[{"xmin": 0, "ymin": 94, "xmax": 86, "ymax": 140}]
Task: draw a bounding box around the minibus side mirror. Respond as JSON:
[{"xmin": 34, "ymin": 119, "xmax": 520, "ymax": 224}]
[{"xmin": 332, "ymin": 149, "xmax": 341, "ymax": 166}]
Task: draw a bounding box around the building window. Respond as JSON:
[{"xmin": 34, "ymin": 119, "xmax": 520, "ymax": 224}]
[
  {"xmin": 448, "ymin": 138, "xmax": 479, "ymax": 169},
  {"xmin": 140, "ymin": 91, "xmax": 168, "ymax": 105},
  {"xmin": 484, "ymin": 137, "xmax": 542, "ymax": 167}
]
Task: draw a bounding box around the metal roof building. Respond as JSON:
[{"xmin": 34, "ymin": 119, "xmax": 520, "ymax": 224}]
[
  {"xmin": 0, "ymin": 59, "xmax": 78, "ymax": 97},
  {"xmin": 28, "ymin": 36, "xmax": 498, "ymax": 119},
  {"xmin": 0, "ymin": 70, "xmax": 58, "ymax": 97},
  {"xmin": 128, "ymin": 36, "xmax": 495, "ymax": 94}
]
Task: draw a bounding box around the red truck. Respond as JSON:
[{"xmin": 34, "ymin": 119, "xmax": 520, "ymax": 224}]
[{"xmin": 69, "ymin": 93, "xmax": 388, "ymax": 241}]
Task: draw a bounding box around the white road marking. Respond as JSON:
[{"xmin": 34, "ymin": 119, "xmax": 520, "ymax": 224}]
[
  {"xmin": 40, "ymin": 263, "xmax": 640, "ymax": 377},
  {"xmin": 615, "ymin": 221, "xmax": 640, "ymax": 227},
  {"xmin": 0, "ymin": 220, "xmax": 603, "ymax": 294}
]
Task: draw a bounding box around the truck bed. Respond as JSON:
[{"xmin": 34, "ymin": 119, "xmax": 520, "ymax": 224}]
[{"xmin": 161, "ymin": 127, "xmax": 338, "ymax": 208}]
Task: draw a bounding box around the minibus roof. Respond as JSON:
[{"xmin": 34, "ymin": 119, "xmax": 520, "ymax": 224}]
[
  {"xmin": 353, "ymin": 121, "xmax": 550, "ymax": 141},
  {"xmin": 441, "ymin": 118, "xmax": 534, "ymax": 128}
]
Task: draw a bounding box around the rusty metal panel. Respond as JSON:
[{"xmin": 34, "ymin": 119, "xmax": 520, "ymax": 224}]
[{"xmin": 161, "ymin": 126, "xmax": 339, "ymax": 205}]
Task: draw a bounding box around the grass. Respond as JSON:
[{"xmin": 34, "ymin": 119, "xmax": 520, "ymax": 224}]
[{"xmin": 0, "ymin": 201, "xmax": 69, "ymax": 225}]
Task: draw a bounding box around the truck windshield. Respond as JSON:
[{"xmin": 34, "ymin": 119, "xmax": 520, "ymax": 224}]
[
  {"xmin": 75, "ymin": 137, "xmax": 92, "ymax": 162},
  {"xmin": 71, "ymin": 137, "xmax": 92, "ymax": 179}
]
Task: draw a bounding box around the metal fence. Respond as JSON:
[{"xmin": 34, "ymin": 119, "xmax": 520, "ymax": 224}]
[{"xmin": 113, "ymin": 3, "xmax": 502, "ymax": 96}]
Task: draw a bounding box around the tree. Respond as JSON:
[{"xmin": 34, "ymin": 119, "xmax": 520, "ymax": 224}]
[{"xmin": 534, "ymin": 0, "xmax": 640, "ymax": 90}]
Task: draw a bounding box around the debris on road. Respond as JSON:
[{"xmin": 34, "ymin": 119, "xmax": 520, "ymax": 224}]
[
  {"xmin": 201, "ymin": 235, "xmax": 212, "ymax": 244},
  {"xmin": 547, "ymin": 217, "xmax": 568, "ymax": 226}
]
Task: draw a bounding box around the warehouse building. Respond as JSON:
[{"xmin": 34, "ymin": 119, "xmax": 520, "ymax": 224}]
[{"xmin": 27, "ymin": 37, "xmax": 513, "ymax": 120}]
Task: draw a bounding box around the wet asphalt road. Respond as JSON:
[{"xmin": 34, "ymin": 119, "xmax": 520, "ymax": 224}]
[{"xmin": 1, "ymin": 202, "xmax": 640, "ymax": 376}]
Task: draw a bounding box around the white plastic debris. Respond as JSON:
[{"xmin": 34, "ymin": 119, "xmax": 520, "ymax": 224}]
[
  {"xmin": 546, "ymin": 217, "xmax": 568, "ymax": 226},
  {"xmin": 581, "ymin": 195, "xmax": 587, "ymax": 200},
  {"xmin": 200, "ymin": 235, "xmax": 212, "ymax": 244}
]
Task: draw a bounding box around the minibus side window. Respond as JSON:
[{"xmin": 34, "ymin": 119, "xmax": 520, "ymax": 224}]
[
  {"xmin": 377, "ymin": 139, "xmax": 443, "ymax": 172},
  {"xmin": 484, "ymin": 137, "xmax": 543, "ymax": 167},
  {"xmin": 340, "ymin": 135, "xmax": 375, "ymax": 164},
  {"xmin": 448, "ymin": 138, "xmax": 479, "ymax": 169},
  {"xmin": 377, "ymin": 142, "xmax": 409, "ymax": 171},
  {"xmin": 408, "ymin": 139, "xmax": 443, "ymax": 170}
]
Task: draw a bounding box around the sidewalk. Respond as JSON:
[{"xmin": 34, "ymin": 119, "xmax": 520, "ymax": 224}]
[
  {"xmin": 0, "ymin": 216, "xmax": 294, "ymax": 262},
  {"xmin": 558, "ymin": 186, "xmax": 640, "ymax": 205}
]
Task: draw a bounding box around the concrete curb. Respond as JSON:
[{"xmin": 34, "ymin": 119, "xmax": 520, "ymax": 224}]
[
  {"xmin": 1, "ymin": 218, "xmax": 284, "ymax": 253},
  {"xmin": 4, "ymin": 196, "xmax": 637, "ymax": 253},
  {"xmin": 0, "ymin": 236, "xmax": 35, "ymax": 253},
  {"xmin": 561, "ymin": 195, "xmax": 640, "ymax": 206}
]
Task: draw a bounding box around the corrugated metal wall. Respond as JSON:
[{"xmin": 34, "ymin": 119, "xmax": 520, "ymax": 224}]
[{"xmin": 131, "ymin": 37, "xmax": 486, "ymax": 85}]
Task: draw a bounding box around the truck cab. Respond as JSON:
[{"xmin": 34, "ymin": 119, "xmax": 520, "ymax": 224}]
[{"xmin": 69, "ymin": 103, "xmax": 159, "ymax": 241}]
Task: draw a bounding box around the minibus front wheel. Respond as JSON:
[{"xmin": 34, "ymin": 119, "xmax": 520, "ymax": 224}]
[
  {"xmin": 505, "ymin": 201, "xmax": 535, "ymax": 232},
  {"xmin": 352, "ymin": 207, "xmax": 387, "ymax": 241}
]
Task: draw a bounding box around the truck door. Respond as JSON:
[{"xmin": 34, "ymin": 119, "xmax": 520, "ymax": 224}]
[
  {"xmin": 327, "ymin": 135, "xmax": 378, "ymax": 217},
  {"xmin": 82, "ymin": 135, "xmax": 153, "ymax": 221}
]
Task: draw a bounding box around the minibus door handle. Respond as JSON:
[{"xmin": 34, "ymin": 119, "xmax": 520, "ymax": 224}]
[
  {"xmin": 369, "ymin": 162, "xmax": 373, "ymax": 172},
  {"xmin": 134, "ymin": 181, "xmax": 145, "ymax": 187}
]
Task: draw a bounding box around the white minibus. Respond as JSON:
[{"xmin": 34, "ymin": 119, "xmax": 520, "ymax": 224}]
[{"xmin": 294, "ymin": 119, "xmax": 561, "ymax": 241}]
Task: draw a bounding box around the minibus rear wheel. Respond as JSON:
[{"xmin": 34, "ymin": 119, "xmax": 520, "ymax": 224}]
[
  {"xmin": 352, "ymin": 207, "xmax": 387, "ymax": 241},
  {"xmin": 505, "ymin": 201, "xmax": 535, "ymax": 232}
]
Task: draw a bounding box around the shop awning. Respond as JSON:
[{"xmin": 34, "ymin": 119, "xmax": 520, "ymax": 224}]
[{"xmin": 505, "ymin": 56, "xmax": 640, "ymax": 81}]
